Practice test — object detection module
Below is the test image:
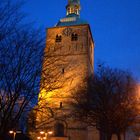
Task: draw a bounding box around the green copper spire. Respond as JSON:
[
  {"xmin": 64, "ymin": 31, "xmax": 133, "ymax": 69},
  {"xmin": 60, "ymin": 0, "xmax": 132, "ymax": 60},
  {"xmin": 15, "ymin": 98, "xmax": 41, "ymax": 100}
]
[
  {"xmin": 68, "ymin": 0, "xmax": 80, "ymax": 4},
  {"xmin": 56, "ymin": 0, "xmax": 87, "ymax": 26},
  {"xmin": 66, "ymin": 0, "xmax": 81, "ymax": 16}
]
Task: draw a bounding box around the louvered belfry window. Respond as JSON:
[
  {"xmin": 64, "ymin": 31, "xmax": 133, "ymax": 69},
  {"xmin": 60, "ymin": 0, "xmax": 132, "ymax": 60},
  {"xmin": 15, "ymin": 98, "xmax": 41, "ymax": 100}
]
[
  {"xmin": 55, "ymin": 35, "xmax": 62, "ymax": 42},
  {"xmin": 71, "ymin": 33, "xmax": 78, "ymax": 41}
]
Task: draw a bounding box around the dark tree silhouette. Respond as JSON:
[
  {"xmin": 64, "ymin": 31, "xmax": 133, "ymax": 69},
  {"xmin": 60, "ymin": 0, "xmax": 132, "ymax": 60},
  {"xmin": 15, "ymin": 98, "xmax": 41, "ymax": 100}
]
[
  {"xmin": 0, "ymin": 0, "xmax": 24, "ymax": 42},
  {"xmin": 0, "ymin": 2, "xmax": 72, "ymax": 138},
  {"xmin": 0, "ymin": 0, "xmax": 45, "ymax": 137},
  {"xmin": 72, "ymin": 65, "xmax": 138, "ymax": 140}
]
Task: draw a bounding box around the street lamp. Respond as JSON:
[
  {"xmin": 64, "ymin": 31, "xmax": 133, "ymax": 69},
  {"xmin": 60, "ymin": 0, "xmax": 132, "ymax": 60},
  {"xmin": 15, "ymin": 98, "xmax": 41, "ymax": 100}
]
[
  {"xmin": 37, "ymin": 136, "xmax": 46, "ymax": 140},
  {"xmin": 9, "ymin": 130, "xmax": 22, "ymax": 140},
  {"xmin": 9, "ymin": 131, "xmax": 16, "ymax": 140},
  {"xmin": 40, "ymin": 131, "xmax": 45, "ymax": 135},
  {"xmin": 37, "ymin": 131, "xmax": 53, "ymax": 140},
  {"xmin": 48, "ymin": 131, "xmax": 53, "ymax": 135},
  {"xmin": 45, "ymin": 131, "xmax": 53, "ymax": 140},
  {"xmin": 37, "ymin": 131, "xmax": 46, "ymax": 140}
]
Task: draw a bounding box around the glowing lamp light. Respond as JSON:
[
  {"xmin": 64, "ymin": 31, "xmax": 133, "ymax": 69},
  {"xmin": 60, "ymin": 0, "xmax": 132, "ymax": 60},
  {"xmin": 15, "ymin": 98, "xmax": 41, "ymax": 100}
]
[
  {"xmin": 37, "ymin": 131, "xmax": 53, "ymax": 140},
  {"xmin": 9, "ymin": 131, "xmax": 14, "ymax": 134},
  {"xmin": 48, "ymin": 131, "xmax": 53, "ymax": 134},
  {"xmin": 40, "ymin": 131, "xmax": 45, "ymax": 134}
]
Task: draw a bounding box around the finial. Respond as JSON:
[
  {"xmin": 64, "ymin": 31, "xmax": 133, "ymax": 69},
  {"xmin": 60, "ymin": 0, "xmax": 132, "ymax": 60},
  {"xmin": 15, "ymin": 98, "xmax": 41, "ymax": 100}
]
[{"xmin": 68, "ymin": 0, "xmax": 80, "ymax": 4}]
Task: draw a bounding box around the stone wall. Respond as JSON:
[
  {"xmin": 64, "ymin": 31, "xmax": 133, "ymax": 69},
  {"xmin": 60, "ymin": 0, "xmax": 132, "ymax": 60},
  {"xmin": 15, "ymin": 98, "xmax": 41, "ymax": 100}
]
[{"xmin": 35, "ymin": 24, "xmax": 94, "ymax": 140}]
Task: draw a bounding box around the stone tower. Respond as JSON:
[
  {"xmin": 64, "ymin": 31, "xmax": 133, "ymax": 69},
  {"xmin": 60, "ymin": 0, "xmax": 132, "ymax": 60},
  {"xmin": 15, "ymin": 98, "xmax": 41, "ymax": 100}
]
[{"xmin": 36, "ymin": 1, "xmax": 95, "ymax": 140}]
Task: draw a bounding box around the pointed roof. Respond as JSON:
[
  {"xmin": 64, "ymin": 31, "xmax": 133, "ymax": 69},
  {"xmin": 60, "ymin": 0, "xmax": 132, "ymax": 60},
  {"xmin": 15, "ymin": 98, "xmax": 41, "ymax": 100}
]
[{"xmin": 68, "ymin": 0, "xmax": 80, "ymax": 4}]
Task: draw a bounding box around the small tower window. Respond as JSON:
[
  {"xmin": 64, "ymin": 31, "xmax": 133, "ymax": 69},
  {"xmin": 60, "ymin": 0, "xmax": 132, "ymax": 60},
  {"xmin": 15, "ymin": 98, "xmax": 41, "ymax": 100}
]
[
  {"xmin": 62, "ymin": 68, "xmax": 65, "ymax": 74},
  {"xmin": 74, "ymin": 6, "xmax": 79, "ymax": 15},
  {"xmin": 55, "ymin": 35, "xmax": 62, "ymax": 43},
  {"xmin": 71, "ymin": 33, "xmax": 78, "ymax": 41},
  {"xmin": 67, "ymin": 8, "xmax": 70, "ymax": 15},
  {"xmin": 76, "ymin": 9, "xmax": 79, "ymax": 15},
  {"xmin": 74, "ymin": 9, "xmax": 77, "ymax": 14},
  {"xmin": 60, "ymin": 102, "xmax": 63, "ymax": 108},
  {"xmin": 71, "ymin": 8, "xmax": 74, "ymax": 13}
]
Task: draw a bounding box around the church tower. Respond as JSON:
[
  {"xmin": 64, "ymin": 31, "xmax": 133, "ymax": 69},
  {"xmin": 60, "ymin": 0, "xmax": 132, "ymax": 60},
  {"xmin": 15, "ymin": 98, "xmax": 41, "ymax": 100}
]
[{"xmin": 35, "ymin": 1, "xmax": 95, "ymax": 140}]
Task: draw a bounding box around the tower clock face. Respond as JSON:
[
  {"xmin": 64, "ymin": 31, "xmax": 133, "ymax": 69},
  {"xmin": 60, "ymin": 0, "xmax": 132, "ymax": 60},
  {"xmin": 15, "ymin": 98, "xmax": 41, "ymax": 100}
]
[{"xmin": 62, "ymin": 27, "xmax": 72, "ymax": 36}]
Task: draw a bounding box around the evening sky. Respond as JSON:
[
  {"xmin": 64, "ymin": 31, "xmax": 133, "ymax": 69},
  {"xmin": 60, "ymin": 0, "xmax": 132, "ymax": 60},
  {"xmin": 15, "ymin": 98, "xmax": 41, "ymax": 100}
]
[{"xmin": 23, "ymin": 0, "xmax": 140, "ymax": 81}]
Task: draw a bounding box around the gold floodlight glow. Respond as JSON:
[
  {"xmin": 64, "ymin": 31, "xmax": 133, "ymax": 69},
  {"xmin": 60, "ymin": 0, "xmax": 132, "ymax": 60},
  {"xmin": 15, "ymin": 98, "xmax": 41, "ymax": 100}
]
[
  {"xmin": 48, "ymin": 131, "xmax": 53, "ymax": 134},
  {"xmin": 40, "ymin": 131, "xmax": 45, "ymax": 134}
]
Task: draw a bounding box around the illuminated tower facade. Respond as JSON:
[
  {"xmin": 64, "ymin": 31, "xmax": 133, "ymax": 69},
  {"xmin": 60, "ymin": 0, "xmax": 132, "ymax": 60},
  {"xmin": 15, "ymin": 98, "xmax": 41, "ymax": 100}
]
[{"xmin": 36, "ymin": 1, "xmax": 96, "ymax": 140}]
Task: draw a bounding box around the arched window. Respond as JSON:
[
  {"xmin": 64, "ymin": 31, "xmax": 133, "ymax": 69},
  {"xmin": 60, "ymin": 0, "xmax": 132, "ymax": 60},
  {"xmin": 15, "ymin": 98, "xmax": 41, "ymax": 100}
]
[
  {"xmin": 54, "ymin": 123, "xmax": 64, "ymax": 137},
  {"xmin": 62, "ymin": 68, "xmax": 65, "ymax": 74},
  {"xmin": 71, "ymin": 33, "xmax": 78, "ymax": 41},
  {"xmin": 60, "ymin": 102, "xmax": 63, "ymax": 108},
  {"xmin": 67, "ymin": 8, "xmax": 70, "ymax": 15},
  {"xmin": 55, "ymin": 35, "xmax": 62, "ymax": 43},
  {"xmin": 74, "ymin": 7, "xmax": 79, "ymax": 15},
  {"xmin": 71, "ymin": 8, "xmax": 74, "ymax": 13}
]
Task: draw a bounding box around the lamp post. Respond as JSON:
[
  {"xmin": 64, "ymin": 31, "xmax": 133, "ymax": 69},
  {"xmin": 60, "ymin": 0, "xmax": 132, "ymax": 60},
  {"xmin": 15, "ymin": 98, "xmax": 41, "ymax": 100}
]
[
  {"xmin": 45, "ymin": 131, "xmax": 53, "ymax": 140},
  {"xmin": 9, "ymin": 130, "xmax": 22, "ymax": 140},
  {"xmin": 37, "ymin": 131, "xmax": 46, "ymax": 140},
  {"xmin": 37, "ymin": 136, "xmax": 46, "ymax": 140},
  {"xmin": 9, "ymin": 131, "xmax": 16, "ymax": 140},
  {"xmin": 37, "ymin": 131, "xmax": 53, "ymax": 140}
]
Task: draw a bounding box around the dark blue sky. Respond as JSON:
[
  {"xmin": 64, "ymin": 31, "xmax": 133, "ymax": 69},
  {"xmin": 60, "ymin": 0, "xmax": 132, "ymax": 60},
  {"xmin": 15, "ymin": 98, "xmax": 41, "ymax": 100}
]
[{"xmin": 23, "ymin": 0, "xmax": 140, "ymax": 81}]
